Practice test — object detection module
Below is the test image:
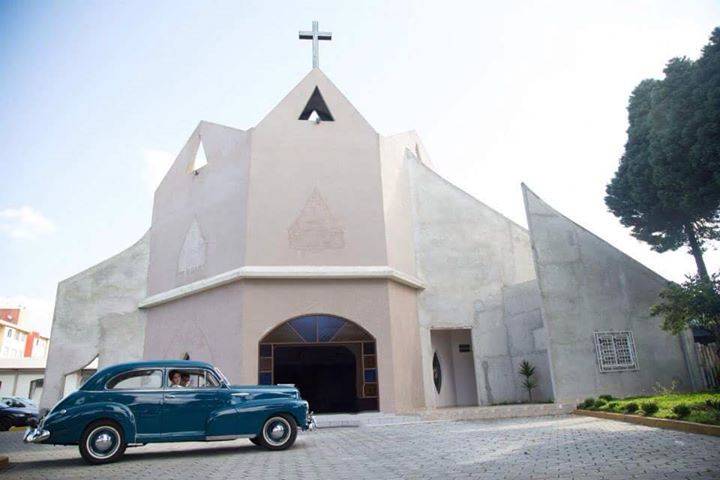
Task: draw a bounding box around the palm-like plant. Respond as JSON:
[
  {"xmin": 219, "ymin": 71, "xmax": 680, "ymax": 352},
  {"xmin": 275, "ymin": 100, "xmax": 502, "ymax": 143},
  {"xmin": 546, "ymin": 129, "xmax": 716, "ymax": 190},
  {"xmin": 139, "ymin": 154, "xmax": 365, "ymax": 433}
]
[{"xmin": 518, "ymin": 360, "xmax": 538, "ymax": 402}]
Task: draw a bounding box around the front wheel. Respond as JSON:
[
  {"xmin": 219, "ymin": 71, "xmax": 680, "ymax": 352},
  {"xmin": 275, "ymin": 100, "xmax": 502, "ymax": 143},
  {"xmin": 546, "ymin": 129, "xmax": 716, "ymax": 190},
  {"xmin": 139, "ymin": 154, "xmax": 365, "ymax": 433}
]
[
  {"xmin": 79, "ymin": 420, "xmax": 126, "ymax": 465},
  {"xmin": 258, "ymin": 414, "xmax": 297, "ymax": 450}
]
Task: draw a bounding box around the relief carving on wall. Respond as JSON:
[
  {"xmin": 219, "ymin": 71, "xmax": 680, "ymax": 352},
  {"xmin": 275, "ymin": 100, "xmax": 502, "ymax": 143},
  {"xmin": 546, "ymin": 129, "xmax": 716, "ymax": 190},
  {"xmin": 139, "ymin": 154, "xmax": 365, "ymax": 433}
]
[
  {"xmin": 288, "ymin": 188, "xmax": 345, "ymax": 252},
  {"xmin": 178, "ymin": 218, "xmax": 207, "ymax": 275}
]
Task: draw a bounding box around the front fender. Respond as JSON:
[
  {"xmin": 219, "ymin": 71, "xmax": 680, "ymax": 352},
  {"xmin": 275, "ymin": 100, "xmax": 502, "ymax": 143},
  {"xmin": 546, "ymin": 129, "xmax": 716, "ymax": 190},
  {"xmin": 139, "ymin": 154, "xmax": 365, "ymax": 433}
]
[
  {"xmin": 235, "ymin": 399, "xmax": 309, "ymax": 435},
  {"xmin": 44, "ymin": 402, "xmax": 137, "ymax": 445}
]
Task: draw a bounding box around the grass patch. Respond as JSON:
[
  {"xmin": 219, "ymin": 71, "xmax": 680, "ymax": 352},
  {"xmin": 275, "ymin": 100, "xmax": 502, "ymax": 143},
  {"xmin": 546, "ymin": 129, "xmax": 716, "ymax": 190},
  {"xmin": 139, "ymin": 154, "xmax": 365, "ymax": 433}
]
[{"xmin": 579, "ymin": 391, "xmax": 720, "ymax": 426}]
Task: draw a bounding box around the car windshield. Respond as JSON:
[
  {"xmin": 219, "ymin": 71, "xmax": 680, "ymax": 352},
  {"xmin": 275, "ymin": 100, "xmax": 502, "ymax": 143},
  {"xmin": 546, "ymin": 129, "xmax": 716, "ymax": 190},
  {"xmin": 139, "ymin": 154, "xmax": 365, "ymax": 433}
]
[{"xmin": 213, "ymin": 367, "xmax": 229, "ymax": 386}]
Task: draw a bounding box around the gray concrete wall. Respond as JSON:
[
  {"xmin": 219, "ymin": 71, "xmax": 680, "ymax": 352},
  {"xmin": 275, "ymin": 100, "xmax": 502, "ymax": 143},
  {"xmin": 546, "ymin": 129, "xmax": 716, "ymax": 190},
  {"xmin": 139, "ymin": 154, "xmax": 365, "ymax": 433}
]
[
  {"xmin": 408, "ymin": 153, "xmax": 542, "ymax": 406},
  {"xmin": 498, "ymin": 280, "xmax": 553, "ymax": 403},
  {"xmin": 523, "ymin": 184, "xmax": 702, "ymax": 403},
  {"xmin": 41, "ymin": 233, "xmax": 149, "ymax": 409}
]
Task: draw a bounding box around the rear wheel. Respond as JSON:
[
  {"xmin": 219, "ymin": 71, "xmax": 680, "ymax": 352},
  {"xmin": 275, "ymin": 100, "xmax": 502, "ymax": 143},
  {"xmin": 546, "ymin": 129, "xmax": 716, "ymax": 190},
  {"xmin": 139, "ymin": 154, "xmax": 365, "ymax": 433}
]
[
  {"xmin": 258, "ymin": 414, "xmax": 297, "ymax": 451},
  {"xmin": 0, "ymin": 417, "xmax": 11, "ymax": 432},
  {"xmin": 249, "ymin": 436, "xmax": 261, "ymax": 446},
  {"xmin": 79, "ymin": 420, "xmax": 126, "ymax": 465}
]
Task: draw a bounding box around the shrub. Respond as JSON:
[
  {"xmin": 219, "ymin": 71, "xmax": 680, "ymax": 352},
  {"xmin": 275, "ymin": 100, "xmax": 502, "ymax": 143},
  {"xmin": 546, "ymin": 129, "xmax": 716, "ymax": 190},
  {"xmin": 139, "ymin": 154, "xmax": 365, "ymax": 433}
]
[
  {"xmin": 641, "ymin": 402, "xmax": 659, "ymax": 416},
  {"xmin": 598, "ymin": 394, "xmax": 614, "ymax": 401},
  {"xmin": 606, "ymin": 402, "xmax": 619, "ymax": 411},
  {"xmin": 578, "ymin": 397, "xmax": 595, "ymax": 409},
  {"xmin": 706, "ymin": 400, "xmax": 720, "ymax": 412},
  {"xmin": 624, "ymin": 402, "xmax": 639, "ymax": 413},
  {"xmin": 594, "ymin": 399, "xmax": 607, "ymax": 408},
  {"xmin": 672, "ymin": 403, "xmax": 691, "ymax": 418}
]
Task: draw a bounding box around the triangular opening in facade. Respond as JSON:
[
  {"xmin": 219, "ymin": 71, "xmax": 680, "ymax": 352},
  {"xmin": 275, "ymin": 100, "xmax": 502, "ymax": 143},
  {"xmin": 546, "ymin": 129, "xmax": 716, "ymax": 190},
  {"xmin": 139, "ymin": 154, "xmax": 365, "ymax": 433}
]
[
  {"xmin": 298, "ymin": 86, "xmax": 334, "ymax": 121},
  {"xmin": 188, "ymin": 137, "xmax": 209, "ymax": 173}
]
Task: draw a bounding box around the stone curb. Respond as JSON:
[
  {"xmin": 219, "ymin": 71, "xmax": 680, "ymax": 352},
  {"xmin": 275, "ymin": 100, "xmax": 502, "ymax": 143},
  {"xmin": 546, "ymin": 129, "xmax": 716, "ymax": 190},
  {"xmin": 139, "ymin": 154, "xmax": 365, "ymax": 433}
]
[
  {"xmin": 0, "ymin": 455, "xmax": 8, "ymax": 470},
  {"xmin": 573, "ymin": 409, "xmax": 720, "ymax": 437}
]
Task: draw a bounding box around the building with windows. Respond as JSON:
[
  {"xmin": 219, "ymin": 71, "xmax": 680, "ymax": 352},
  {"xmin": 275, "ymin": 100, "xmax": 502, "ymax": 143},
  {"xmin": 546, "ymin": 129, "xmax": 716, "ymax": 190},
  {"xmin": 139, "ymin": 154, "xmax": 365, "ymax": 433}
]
[
  {"xmin": 40, "ymin": 64, "xmax": 704, "ymax": 413},
  {"xmin": 0, "ymin": 309, "xmax": 49, "ymax": 359}
]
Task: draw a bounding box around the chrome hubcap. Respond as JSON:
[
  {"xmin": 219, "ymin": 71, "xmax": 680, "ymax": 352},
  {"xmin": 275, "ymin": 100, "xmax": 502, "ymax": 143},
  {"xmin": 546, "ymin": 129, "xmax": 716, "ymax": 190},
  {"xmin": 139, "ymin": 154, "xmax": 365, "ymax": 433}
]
[
  {"xmin": 94, "ymin": 433, "xmax": 113, "ymax": 452},
  {"xmin": 270, "ymin": 424, "xmax": 286, "ymax": 440}
]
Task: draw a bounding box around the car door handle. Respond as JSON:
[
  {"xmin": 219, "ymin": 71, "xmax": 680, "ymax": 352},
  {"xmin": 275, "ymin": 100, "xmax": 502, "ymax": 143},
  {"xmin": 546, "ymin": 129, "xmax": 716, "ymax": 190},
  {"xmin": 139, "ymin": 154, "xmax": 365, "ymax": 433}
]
[
  {"xmin": 165, "ymin": 394, "xmax": 176, "ymax": 398},
  {"xmin": 232, "ymin": 392, "xmax": 250, "ymax": 398}
]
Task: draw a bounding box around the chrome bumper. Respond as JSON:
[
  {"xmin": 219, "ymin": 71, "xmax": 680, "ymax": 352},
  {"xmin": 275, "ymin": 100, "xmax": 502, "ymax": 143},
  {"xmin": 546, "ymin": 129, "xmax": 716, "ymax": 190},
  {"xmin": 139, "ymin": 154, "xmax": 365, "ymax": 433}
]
[
  {"xmin": 307, "ymin": 411, "xmax": 317, "ymax": 431},
  {"xmin": 23, "ymin": 427, "xmax": 50, "ymax": 444}
]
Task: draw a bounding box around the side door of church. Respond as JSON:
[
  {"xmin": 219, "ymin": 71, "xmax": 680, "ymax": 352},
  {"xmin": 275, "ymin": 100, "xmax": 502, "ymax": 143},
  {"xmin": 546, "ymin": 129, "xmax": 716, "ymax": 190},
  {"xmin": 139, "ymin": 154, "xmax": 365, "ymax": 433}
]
[{"xmin": 161, "ymin": 368, "xmax": 223, "ymax": 439}]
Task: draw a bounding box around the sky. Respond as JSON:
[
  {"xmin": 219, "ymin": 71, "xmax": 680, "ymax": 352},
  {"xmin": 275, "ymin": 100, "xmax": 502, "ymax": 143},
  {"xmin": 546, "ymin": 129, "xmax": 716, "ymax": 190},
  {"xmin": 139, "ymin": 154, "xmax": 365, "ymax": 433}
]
[{"xmin": 1, "ymin": 0, "xmax": 719, "ymax": 337}]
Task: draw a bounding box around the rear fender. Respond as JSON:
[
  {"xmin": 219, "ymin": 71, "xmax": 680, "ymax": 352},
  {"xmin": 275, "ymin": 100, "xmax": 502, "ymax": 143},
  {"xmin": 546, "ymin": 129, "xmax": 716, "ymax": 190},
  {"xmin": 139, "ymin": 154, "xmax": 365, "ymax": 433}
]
[{"xmin": 44, "ymin": 402, "xmax": 136, "ymax": 445}]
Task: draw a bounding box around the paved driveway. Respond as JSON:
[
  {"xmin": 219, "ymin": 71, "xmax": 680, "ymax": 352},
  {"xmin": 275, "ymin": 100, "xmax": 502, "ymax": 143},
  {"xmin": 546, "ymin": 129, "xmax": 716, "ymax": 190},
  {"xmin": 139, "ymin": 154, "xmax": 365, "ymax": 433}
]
[{"xmin": 1, "ymin": 415, "xmax": 719, "ymax": 480}]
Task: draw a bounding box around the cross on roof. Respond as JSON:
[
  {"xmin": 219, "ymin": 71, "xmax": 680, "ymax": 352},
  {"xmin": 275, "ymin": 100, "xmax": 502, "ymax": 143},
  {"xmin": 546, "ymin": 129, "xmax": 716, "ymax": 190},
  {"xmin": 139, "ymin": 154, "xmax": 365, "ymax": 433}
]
[{"xmin": 299, "ymin": 20, "xmax": 332, "ymax": 69}]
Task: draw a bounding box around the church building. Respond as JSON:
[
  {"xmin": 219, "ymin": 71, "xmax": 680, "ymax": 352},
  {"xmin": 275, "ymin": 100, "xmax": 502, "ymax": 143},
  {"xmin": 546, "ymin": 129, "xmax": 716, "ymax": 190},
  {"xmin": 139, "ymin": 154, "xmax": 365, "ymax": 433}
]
[{"xmin": 41, "ymin": 25, "xmax": 703, "ymax": 414}]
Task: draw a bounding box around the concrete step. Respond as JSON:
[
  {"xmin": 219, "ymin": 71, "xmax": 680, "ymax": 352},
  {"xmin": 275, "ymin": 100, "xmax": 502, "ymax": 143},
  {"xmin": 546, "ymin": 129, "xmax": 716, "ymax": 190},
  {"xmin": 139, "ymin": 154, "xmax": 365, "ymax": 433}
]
[
  {"xmin": 416, "ymin": 402, "xmax": 574, "ymax": 421},
  {"xmin": 314, "ymin": 403, "xmax": 573, "ymax": 428},
  {"xmin": 314, "ymin": 412, "xmax": 422, "ymax": 428}
]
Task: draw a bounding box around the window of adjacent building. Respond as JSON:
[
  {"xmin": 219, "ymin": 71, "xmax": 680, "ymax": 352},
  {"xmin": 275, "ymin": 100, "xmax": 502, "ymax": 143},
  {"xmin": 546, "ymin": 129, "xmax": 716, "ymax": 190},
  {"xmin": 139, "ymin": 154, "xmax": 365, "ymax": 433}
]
[
  {"xmin": 594, "ymin": 331, "xmax": 638, "ymax": 372},
  {"xmin": 107, "ymin": 369, "xmax": 163, "ymax": 390},
  {"xmin": 6, "ymin": 329, "xmax": 11, "ymax": 338}
]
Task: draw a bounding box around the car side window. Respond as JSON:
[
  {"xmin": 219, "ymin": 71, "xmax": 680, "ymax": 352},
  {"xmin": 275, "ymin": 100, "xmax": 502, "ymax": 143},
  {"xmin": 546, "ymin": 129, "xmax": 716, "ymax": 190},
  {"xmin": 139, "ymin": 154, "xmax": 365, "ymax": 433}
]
[
  {"xmin": 166, "ymin": 369, "xmax": 220, "ymax": 388},
  {"xmin": 107, "ymin": 369, "xmax": 163, "ymax": 390}
]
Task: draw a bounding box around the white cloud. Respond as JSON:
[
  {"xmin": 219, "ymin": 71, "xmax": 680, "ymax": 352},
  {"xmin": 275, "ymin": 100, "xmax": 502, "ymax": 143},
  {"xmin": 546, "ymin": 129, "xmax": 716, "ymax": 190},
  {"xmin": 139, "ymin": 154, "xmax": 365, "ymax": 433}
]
[
  {"xmin": 0, "ymin": 296, "xmax": 54, "ymax": 337},
  {"xmin": 0, "ymin": 206, "xmax": 55, "ymax": 240},
  {"xmin": 142, "ymin": 148, "xmax": 175, "ymax": 192}
]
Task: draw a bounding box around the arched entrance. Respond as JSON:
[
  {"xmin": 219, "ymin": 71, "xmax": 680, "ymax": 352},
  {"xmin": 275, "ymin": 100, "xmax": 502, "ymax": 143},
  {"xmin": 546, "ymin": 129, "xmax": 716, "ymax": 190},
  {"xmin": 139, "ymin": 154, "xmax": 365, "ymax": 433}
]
[{"xmin": 258, "ymin": 315, "xmax": 379, "ymax": 413}]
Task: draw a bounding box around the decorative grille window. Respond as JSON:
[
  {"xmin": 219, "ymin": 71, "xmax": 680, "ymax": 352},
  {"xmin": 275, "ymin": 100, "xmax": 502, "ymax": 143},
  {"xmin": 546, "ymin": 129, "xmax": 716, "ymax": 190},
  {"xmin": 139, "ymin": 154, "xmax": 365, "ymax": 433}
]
[{"xmin": 594, "ymin": 331, "xmax": 638, "ymax": 372}]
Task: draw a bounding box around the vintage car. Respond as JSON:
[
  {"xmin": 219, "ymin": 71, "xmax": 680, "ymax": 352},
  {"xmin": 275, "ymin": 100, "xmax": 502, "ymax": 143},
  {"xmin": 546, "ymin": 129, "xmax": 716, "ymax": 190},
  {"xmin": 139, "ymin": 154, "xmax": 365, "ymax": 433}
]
[{"xmin": 24, "ymin": 360, "xmax": 314, "ymax": 464}]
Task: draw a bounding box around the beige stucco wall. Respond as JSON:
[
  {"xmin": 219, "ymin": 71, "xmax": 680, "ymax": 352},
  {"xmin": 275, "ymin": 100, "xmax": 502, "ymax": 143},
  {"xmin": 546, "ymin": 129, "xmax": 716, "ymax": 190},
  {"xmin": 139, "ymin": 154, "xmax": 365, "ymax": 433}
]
[
  {"xmin": 148, "ymin": 121, "xmax": 250, "ymax": 296},
  {"xmin": 245, "ymin": 69, "xmax": 387, "ymax": 268}
]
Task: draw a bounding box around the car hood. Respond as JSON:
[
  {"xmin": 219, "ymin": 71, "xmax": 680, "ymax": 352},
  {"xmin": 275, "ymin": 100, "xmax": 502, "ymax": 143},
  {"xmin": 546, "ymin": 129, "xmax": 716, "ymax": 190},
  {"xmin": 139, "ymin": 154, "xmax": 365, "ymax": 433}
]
[{"xmin": 227, "ymin": 385, "xmax": 300, "ymax": 399}]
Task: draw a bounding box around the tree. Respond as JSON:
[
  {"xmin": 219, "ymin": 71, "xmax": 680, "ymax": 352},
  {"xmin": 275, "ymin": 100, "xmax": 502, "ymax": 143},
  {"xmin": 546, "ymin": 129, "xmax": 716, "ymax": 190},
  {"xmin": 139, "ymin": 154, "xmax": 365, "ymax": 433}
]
[
  {"xmin": 605, "ymin": 28, "xmax": 720, "ymax": 280},
  {"xmin": 651, "ymin": 273, "xmax": 720, "ymax": 355},
  {"xmin": 518, "ymin": 360, "xmax": 538, "ymax": 402}
]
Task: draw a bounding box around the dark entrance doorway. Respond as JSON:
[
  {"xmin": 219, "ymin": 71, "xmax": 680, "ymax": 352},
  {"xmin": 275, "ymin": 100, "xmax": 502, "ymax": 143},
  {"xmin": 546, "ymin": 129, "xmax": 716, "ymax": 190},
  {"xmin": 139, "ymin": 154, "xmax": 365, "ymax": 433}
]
[
  {"xmin": 258, "ymin": 314, "xmax": 379, "ymax": 413},
  {"xmin": 274, "ymin": 345, "xmax": 357, "ymax": 413}
]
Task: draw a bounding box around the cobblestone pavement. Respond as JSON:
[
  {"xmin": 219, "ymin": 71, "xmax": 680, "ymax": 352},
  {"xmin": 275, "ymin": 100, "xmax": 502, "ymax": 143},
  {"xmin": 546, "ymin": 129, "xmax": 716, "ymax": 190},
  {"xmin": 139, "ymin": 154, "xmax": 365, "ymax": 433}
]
[{"xmin": 1, "ymin": 415, "xmax": 719, "ymax": 480}]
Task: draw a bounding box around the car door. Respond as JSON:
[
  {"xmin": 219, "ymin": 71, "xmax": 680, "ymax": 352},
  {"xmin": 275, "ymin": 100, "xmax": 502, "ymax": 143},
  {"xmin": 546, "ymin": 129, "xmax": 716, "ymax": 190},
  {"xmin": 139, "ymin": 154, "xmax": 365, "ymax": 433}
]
[
  {"xmin": 105, "ymin": 368, "xmax": 164, "ymax": 438},
  {"xmin": 161, "ymin": 368, "xmax": 223, "ymax": 439}
]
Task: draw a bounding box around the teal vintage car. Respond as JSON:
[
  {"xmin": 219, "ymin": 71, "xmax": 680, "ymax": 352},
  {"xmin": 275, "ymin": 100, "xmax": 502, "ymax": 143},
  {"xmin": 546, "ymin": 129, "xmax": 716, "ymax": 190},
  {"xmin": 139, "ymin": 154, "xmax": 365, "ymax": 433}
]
[{"xmin": 24, "ymin": 360, "xmax": 314, "ymax": 464}]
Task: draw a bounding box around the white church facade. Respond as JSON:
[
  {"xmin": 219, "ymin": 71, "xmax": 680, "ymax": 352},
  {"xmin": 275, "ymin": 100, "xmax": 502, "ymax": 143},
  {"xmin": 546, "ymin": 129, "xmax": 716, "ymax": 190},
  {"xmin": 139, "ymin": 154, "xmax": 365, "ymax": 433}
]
[{"xmin": 41, "ymin": 58, "xmax": 703, "ymax": 413}]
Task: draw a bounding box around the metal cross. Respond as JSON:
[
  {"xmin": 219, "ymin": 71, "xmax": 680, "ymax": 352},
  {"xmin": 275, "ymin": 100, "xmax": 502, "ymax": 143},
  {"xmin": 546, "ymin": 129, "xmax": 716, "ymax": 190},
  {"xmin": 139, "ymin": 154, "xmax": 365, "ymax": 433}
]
[{"xmin": 299, "ymin": 20, "xmax": 332, "ymax": 69}]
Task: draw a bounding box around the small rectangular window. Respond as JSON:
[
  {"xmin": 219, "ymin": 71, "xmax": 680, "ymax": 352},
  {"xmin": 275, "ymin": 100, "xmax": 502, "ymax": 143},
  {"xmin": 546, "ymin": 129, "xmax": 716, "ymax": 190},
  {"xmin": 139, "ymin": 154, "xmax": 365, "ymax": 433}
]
[
  {"xmin": 594, "ymin": 331, "xmax": 638, "ymax": 372},
  {"xmin": 6, "ymin": 329, "xmax": 12, "ymax": 338},
  {"xmin": 458, "ymin": 344, "xmax": 471, "ymax": 353}
]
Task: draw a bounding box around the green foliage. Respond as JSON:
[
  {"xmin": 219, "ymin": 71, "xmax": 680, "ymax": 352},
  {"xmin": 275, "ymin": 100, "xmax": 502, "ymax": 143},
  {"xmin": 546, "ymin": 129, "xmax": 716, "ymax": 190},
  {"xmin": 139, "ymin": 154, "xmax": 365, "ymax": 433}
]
[
  {"xmin": 518, "ymin": 360, "xmax": 538, "ymax": 402},
  {"xmin": 577, "ymin": 397, "xmax": 595, "ymax": 409},
  {"xmin": 672, "ymin": 403, "xmax": 691, "ymax": 418},
  {"xmin": 641, "ymin": 402, "xmax": 660, "ymax": 416},
  {"xmin": 625, "ymin": 402, "xmax": 639, "ymax": 414},
  {"xmin": 651, "ymin": 273, "xmax": 720, "ymax": 349},
  {"xmin": 605, "ymin": 27, "xmax": 720, "ymax": 279},
  {"xmin": 706, "ymin": 399, "xmax": 720, "ymax": 413},
  {"xmin": 598, "ymin": 394, "xmax": 614, "ymax": 401},
  {"xmin": 606, "ymin": 402, "xmax": 619, "ymax": 412},
  {"xmin": 594, "ymin": 399, "xmax": 608, "ymax": 408}
]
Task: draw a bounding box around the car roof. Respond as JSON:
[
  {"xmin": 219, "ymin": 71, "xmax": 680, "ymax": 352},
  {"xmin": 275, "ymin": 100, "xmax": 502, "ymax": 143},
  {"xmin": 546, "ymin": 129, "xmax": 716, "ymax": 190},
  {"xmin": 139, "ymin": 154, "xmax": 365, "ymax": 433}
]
[{"xmin": 80, "ymin": 360, "xmax": 216, "ymax": 390}]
